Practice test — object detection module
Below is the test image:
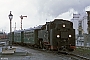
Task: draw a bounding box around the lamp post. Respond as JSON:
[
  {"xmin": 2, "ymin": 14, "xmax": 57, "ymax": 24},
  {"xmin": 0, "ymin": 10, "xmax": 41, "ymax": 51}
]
[{"xmin": 8, "ymin": 11, "xmax": 13, "ymax": 48}]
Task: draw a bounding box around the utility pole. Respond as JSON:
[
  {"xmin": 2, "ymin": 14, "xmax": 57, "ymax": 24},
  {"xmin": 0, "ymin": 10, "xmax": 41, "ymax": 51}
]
[
  {"xmin": 20, "ymin": 15, "xmax": 27, "ymax": 30},
  {"xmin": 14, "ymin": 22, "xmax": 16, "ymax": 31},
  {"xmin": 86, "ymin": 11, "xmax": 90, "ymax": 34}
]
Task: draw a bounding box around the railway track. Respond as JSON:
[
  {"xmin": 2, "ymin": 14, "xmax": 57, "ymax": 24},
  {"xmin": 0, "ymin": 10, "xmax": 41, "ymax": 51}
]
[
  {"xmin": 31, "ymin": 47, "xmax": 90, "ymax": 60},
  {"xmin": 68, "ymin": 52, "xmax": 90, "ymax": 60},
  {"xmin": 13, "ymin": 44, "xmax": 90, "ymax": 60},
  {"xmin": 19, "ymin": 45, "xmax": 90, "ymax": 60}
]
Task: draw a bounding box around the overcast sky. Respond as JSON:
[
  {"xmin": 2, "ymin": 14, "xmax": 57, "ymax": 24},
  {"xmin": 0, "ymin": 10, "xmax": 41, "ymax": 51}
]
[{"xmin": 0, "ymin": 0, "xmax": 90, "ymax": 33}]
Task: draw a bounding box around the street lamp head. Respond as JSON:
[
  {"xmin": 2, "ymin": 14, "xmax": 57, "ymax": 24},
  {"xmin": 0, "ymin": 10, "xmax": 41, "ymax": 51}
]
[{"xmin": 9, "ymin": 11, "xmax": 13, "ymax": 20}]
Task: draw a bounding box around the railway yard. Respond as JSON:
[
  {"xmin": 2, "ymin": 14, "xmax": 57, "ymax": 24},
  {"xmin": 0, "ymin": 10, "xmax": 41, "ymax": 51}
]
[
  {"xmin": 0, "ymin": 19, "xmax": 89, "ymax": 60},
  {"xmin": 0, "ymin": 19, "xmax": 90, "ymax": 60},
  {"xmin": 0, "ymin": 45, "xmax": 89, "ymax": 60},
  {"xmin": 0, "ymin": 0, "xmax": 90, "ymax": 60}
]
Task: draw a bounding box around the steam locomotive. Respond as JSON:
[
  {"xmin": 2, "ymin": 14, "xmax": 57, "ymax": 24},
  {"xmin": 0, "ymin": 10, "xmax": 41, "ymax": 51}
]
[{"xmin": 9, "ymin": 19, "xmax": 76, "ymax": 51}]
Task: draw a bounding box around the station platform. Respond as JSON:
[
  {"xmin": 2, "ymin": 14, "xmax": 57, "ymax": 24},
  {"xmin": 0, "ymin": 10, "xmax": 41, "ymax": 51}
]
[{"xmin": 0, "ymin": 46, "xmax": 29, "ymax": 56}]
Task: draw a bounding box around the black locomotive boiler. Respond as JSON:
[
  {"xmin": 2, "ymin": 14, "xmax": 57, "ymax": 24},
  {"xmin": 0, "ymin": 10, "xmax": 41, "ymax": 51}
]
[{"xmin": 38, "ymin": 19, "xmax": 76, "ymax": 51}]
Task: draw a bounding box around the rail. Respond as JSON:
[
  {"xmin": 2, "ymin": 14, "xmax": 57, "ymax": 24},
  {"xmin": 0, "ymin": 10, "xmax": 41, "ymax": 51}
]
[{"xmin": 76, "ymin": 46, "xmax": 90, "ymax": 49}]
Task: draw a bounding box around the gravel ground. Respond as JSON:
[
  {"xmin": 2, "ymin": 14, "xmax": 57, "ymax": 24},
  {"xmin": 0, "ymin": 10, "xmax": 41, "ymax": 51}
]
[
  {"xmin": 72, "ymin": 47, "xmax": 90, "ymax": 59},
  {"xmin": 0, "ymin": 46, "xmax": 79, "ymax": 60},
  {"xmin": 0, "ymin": 45, "xmax": 89, "ymax": 60}
]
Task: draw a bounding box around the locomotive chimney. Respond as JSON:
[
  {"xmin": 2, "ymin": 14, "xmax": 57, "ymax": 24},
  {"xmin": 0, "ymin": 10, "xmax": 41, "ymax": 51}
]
[{"xmin": 86, "ymin": 11, "xmax": 90, "ymax": 34}]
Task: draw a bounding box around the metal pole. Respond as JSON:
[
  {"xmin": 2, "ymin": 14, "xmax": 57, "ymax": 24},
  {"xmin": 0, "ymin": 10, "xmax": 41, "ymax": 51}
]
[
  {"xmin": 10, "ymin": 19, "xmax": 12, "ymax": 48},
  {"xmin": 15, "ymin": 22, "xmax": 16, "ymax": 31},
  {"xmin": 20, "ymin": 15, "xmax": 27, "ymax": 30},
  {"xmin": 21, "ymin": 19, "xmax": 22, "ymax": 30}
]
